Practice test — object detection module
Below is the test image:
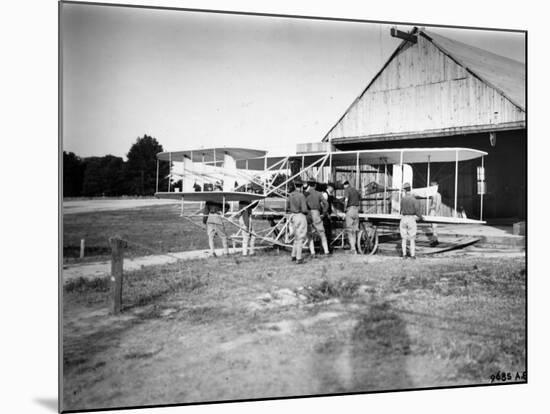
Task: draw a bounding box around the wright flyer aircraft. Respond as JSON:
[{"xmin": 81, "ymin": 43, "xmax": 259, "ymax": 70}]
[{"xmin": 155, "ymin": 145, "xmax": 487, "ymax": 255}]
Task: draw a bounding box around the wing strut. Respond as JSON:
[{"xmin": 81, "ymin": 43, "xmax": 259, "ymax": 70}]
[
  {"xmin": 426, "ymin": 155, "xmax": 431, "ymax": 215},
  {"xmin": 479, "ymin": 157, "xmax": 485, "ymax": 220},
  {"xmin": 226, "ymin": 154, "xmax": 329, "ymax": 221},
  {"xmin": 454, "ymin": 149, "xmax": 458, "ymax": 216}
]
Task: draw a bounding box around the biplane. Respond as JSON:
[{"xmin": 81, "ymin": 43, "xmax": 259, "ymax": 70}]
[{"xmin": 154, "ymin": 146, "xmax": 487, "ymax": 255}]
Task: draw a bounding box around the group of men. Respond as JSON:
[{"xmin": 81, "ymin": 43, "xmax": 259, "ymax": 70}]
[
  {"xmin": 288, "ymin": 179, "xmax": 362, "ymax": 264},
  {"xmin": 287, "ymin": 179, "xmax": 326, "ymax": 264},
  {"xmin": 202, "ymin": 177, "xmax": 443, "ymax": 261}
]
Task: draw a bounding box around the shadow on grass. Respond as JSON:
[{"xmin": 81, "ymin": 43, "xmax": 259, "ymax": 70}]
[
  {"xmin": 349, "ymin": 302, "xmax": 413, "ymax": 391},
  {"xmin": 314, "ymin": 301, "xmax": 413, "ymax": 393}
]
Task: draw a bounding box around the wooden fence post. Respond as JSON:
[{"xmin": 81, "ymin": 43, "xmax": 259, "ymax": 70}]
[
  {"xmin": 80, "ymin": 239, "xmax": 85, "ymax": 259},
  {"xmin": 109, "ymin": 237, "xmax": 126, "ymax": 315}
]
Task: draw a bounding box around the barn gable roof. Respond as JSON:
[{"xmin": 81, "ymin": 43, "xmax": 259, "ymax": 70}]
[
  {"xmin": 422, "ymin": 29, "xmax": 525, "ymax": 110},
  {"xmin": 322, "ymin": 28, "xmax": 525, "ymax": 142}
]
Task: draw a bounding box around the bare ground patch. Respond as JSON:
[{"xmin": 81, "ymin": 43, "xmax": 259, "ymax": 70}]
[{"xmin": 62, "ymin": 251, "xmax": 525, "ymax": 411}]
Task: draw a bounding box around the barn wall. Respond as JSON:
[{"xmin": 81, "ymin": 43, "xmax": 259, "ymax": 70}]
[
  {"xmin": 326, "ymin": 36, "xmax": 525, "ymax": 141},
  {"xmin": 335, "ymin": 129, "xmax": 526, "ymax": 221}
]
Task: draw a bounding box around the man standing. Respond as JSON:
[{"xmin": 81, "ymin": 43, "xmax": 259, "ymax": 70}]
[
  {"xmin": 400, "ymin": 183, "xmax": 423, "ymax": 259},
  {"xmin": 203, "ymin": 200, "xmax": 230, "ymax": 257},
  {"xmin": 343, "ymin": 180, "xmax": 361, "ymax": 254},
  {"xmin": 304, "ymin": 180, "xmax": 330, "ymax": 256},
  {"xmin": 238, "ymin": 193, "xmax": 258, "ymax": 256},
  {"xmin": 428, "ymin": 181, "xmax": 441, "ymax": 247},
  {"xmin": 301, "ymin": 180, "xmax": 314, "ymax": 257},
  {"xmin": 321, "ymin": 183, "xmax": 335, "ymax": 252},
  {"xmin": 288, "ymin": 180, "xmax": 309, "ymax": 264}
]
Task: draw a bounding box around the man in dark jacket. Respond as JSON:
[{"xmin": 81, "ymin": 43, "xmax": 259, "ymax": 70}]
[
  {"xmin": 304, "ymin": 180, "xmax": 330, "ymax": 256},
  {"xmin": 343, "ymin": 180, "xmax": 361, "ymax": 254},
  {"xmin": 321, "ymin": 183, "xmax": 336, "ymax": 251},
  {"xmin": 288, "ymin": 180, "xmax": 308, "ymax": 264}
]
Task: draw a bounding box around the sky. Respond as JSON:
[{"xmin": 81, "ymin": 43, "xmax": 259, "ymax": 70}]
[{"xmin": 61, "ymin": 2, "xmax": 526, "ymax": 159}]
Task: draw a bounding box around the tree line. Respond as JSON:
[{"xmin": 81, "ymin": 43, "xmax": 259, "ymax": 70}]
[{"xmin": 63, "ymin": 135, "xmax": 169, "ymax": 197}]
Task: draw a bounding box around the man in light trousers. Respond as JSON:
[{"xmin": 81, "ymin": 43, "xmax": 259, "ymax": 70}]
[
  {"xmin": 343, "ymin": 180, "xmax": 361, "ymax": 254},
  {"xmin": 304, "ymin": 180, "xmax": 330, "ymax": 256},
  {"xmin": 203, "ymin": 200, "xmax": 230, "ymax": 257},
  {"xmin": 288, "ymin": 180, "xmax": 309, "ymax": 264},
  {"xmin": 238, "ymin": 195, "xmax": 258, "ymax": 256},
  {"xmin": 400, "ymin": 183, "xmax": 423, "ymax": 258}
]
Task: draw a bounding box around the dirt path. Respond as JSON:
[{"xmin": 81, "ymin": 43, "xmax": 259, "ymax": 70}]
[
  {"xmin": 63, "ymin": 248, "xmax": 243, "ymax": 283},
  {"xmin": 63, "ymin": 294, "xmax": 459, "ymax": 409}
]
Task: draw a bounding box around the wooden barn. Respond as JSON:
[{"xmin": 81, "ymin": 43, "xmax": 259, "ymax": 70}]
[{"xmin": 322, "ymin": 27, "xmax": 526, "ymax": 222}]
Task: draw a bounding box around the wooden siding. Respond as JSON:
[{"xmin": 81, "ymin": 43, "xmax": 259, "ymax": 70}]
[{"xmin": 326, "ymin": 36, "xmax": 525, "ymax": 142}]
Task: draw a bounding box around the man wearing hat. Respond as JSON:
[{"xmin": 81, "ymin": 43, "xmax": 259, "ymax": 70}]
[
  {"xmin": 400, "ymin": 183, "xmax": 423, "ymax": 258},
  {"xmin": 287, "ymin": 179, "xmax": 309, "ymax": 264},
  {"xmin": 304, "ymin": 180, "xmax": 330, "ymax": 256},
  {"xmin": 343, "ymin": 180, "xmax": 361, "ymax": 254}
]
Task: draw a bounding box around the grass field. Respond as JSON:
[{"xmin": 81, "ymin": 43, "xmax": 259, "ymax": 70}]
[
  {"xmin": 62, "ymin": 249, "xmax": 526, "ymax": 411},
  {"xmin": 63, "ymin": 204, "xmax": 209, "ymax": 261},
  {"xmin": 64, "ymin": 203, "xmax": 266, "ymax": 263},
  {"xmin": 63, "ymin": 204, "xmax": 277, "ymax": 263}
]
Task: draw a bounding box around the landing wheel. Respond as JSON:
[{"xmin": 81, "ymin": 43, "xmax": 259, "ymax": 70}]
[{"xmin": 358, "ymin": 225, "xmax": 379, "ymax": 255}]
